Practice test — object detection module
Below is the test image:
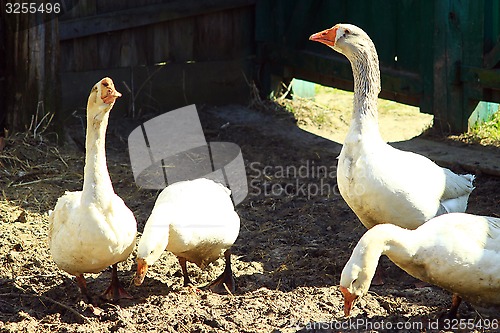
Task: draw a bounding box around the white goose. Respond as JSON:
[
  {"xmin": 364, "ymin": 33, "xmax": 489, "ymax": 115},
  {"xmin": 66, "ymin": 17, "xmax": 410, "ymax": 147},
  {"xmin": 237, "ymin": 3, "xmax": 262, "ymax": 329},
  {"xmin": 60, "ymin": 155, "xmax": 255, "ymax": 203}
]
[
  {"xmin": 48, "ymin": 78, "xmax": 137, "ymax": 302},
  {"xmin": 309, "ymin": 24, "xmax": 475, "ymax": 231},
  {"xmin": 340, "ymin": 213, "xmax": 500, "ymax": 317},
  {"xmin": 134, "ymin": 178, "xmax": 240, "ymax": 293}
]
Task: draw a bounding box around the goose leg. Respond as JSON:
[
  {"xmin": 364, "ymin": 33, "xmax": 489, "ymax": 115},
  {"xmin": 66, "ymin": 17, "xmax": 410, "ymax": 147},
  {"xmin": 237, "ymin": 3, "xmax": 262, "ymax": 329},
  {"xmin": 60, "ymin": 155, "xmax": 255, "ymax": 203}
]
[
  {"xmin": 178, "ymin": 256, "xmax": 192, "ymax": 287},
  {"xmin": 203, "ymin": 249, "xmax": 235, "ymax": 294},
  {"xmin": 101, "ymin": 264, "xmax": 133, "ymax": 301},
  {"xmin": 448, "ymin": 293, "xmax": 462, "ymax": 318},
  {"xmin": 75, "ymin": 274, "xmax": 94, "ymax": 304}
]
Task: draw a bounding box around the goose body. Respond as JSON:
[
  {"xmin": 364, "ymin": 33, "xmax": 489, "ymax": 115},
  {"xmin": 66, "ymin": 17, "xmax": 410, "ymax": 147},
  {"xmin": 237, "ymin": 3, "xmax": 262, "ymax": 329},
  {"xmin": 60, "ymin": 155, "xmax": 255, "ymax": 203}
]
[
  {"xmin": 134, "ymin": 178, "xmax": 240, "ymax": 293},
  {"xmin": 338, "ymin": 139, "xmax": 474, "ymax": 229},
  {"xmin": 340, "ymin": 213, "xmax": 500, "ymax": 316},
  {"xmin": 310, "ymin": 24, "xmax": 474, "ymax": 230},
  {"xmin": 49, "ymin": 192, "xmax": 136, "ymax": 274},
  {"xmin": 48, "ymin": 78, "xmax": 137, "ymax": 302}
]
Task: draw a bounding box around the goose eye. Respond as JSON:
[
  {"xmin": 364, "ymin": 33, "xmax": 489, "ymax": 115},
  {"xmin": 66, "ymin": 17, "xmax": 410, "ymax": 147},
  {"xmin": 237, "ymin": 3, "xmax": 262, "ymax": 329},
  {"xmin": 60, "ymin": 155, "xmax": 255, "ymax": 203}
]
[{"xmin": 344, "ymin": 29, "xmax": 350, "ymax": 36}]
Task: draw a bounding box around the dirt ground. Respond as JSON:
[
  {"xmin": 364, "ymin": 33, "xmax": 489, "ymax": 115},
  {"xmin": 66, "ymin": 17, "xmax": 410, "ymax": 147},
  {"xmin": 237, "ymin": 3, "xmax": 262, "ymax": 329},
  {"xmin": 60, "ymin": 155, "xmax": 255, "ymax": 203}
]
[
  {"xmin": 0, "ymin": 97, "xmax": 499, "ymax": 333},
  {"xmin": 284, "ymin": 86, "xmax": 434, "ymax": 144}
]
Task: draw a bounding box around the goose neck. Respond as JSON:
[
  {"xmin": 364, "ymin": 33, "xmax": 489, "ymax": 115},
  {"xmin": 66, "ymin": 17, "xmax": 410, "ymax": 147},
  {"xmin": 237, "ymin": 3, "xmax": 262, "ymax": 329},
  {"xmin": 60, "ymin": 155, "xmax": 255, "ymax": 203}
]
[
  {"xmin": 82, "ymin": 111, "xmax": 114, "ymax": 203},
  {"xmin": 368, "ymin": 224, "xmax": 417, "ymax": 264},
  {"xmin": 349, "ymin": 49, "xmax": 382, "ymax": 136}
]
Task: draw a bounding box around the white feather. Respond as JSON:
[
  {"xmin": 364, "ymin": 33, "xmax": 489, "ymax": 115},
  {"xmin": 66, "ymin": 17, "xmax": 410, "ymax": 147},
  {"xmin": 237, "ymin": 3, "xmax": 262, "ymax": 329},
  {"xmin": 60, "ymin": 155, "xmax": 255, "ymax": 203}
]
[
  {"xmin": 137, "ymin": 178, "xmax": 240, "ymax": 269},
  {"xmin": 341, "ymin": 213, "xmax": 500, "ymax": 309}
]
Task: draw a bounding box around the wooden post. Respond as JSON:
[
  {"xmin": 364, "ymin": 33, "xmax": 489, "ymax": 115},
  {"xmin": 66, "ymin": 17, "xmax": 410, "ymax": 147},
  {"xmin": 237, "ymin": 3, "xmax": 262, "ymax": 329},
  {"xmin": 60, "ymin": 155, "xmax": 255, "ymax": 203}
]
[
  {"xmin": 432, "ymin": 0, "xmax": 484, "ymax": 133},
  {"xmin": 2, "ymin": 8, "xmax": 60, "ymax": 135},
  {"xmin": 0, "ymin": 12, "xmax": 7, "ymax": 144}
]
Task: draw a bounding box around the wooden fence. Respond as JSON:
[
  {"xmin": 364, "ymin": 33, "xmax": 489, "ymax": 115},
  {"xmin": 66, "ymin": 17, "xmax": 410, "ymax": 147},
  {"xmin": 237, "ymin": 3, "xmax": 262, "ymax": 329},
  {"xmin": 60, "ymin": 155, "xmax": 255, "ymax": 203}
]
[
  {"xmin": 1, "ymin": 0, "xmax": 499, "ymax": 134},
  {"xmin": 58, "ymin": 0, "xmax": 256, "ymax": 117},
  {"xmin": 256, "ymin": 0, "xmax": 500, "ymax": 133},
  {"xmin": 1, "ymin": 0, "xmax": 256, "ymax": 131}
]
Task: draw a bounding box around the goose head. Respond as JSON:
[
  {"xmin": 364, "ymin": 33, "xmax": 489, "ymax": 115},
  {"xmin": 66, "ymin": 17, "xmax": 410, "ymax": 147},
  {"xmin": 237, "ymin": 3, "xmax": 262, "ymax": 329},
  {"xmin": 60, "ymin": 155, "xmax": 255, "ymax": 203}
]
[
  {"xmin": 134, "ymin": 247, "xmax": 164, "ymax": 286},
  {"xmin": 309, "ymin": 23, "xmax": 376, "ymax": 61},
  {"xmin": 134, "ymin": 220, "xmax": 170, "ymax": 286},
  {"xmin": 87, "ymin": 77, "xmax": 122, "ymax": 118},
  {"xmin": 134, "ymin": 257, "xmax": 149, "ymax": 286},
  {"xmin": 339, "ymin": 237, "xmax": 380, "ymax": 317},
  {"xmin": 339, "ymin": 261, "xmax": 370, "ymax": 317}
]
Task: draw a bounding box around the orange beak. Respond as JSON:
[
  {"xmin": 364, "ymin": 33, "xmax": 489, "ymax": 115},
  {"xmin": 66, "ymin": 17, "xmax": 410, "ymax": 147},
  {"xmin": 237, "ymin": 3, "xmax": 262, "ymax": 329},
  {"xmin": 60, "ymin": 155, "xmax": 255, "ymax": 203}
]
[
  {"xmin": 134, "ymin": 258, "xmax": 149, "ymax": 286},
  {"xmin": 309, "ymin": 26, "xmax": 338, "ymax": 47},
  {"xmin": 100, "ymin": 77, "xmax": 122, "ymax": 105},
  {"xmin": 339, "ymin": 285, "xmax": 358, "ymax": 317}
]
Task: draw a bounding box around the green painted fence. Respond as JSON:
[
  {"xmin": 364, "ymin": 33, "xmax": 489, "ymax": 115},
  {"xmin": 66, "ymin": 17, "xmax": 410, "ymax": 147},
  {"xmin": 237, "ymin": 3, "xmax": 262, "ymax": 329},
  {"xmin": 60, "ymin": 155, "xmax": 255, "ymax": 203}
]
[{"xmin": 256, "ymin": 0, "xmax": 500, "ymax": 133}]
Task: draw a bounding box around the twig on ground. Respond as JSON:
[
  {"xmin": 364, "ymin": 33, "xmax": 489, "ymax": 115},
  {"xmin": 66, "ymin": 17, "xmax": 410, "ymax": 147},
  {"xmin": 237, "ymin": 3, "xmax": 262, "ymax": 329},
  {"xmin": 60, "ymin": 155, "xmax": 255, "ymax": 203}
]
[
  {"xmin": 223, "ymin": 283, "xmax": 234, "ymax": 297},
  {"xmin": 50, "ymin": 147, "xmax": 69, "ymax": 168},
  {"xmin": 0, "ymin": 293, "xmax": 90, "ymax": 323},
  {"xmin": 11, "ymin": 177, "xmax": 62, "ymax": 187}
]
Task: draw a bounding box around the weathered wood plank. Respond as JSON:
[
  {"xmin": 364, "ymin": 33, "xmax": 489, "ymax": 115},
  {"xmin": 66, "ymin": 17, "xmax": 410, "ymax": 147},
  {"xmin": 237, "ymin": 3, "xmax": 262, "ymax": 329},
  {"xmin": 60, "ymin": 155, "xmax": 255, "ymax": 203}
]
[
  {"xmin": 167, "ymin": 17, "xmax": 195, "ymax": 62},
  {"xmin": 0, "ymin": 15, "xmax": 6, "ymax": 137},
  {"xmin": 419, "ymin": 1, "xmax": 434, "ymax": 115},
  {"xmin": 151, "ymin": 21, "xmax": 170, "ymax": 64},
  {"xmin": 461, "ymin": 0, "xmax": 485, "ymax": 131},
  {"xmin": 59, "ymin": 0, "xmax": 256, "ymax": 40},
  {"xmin": 484, "ymin": 41, "xmax": 500, "ymax": 69},
  {"xmin": 194, "ymin": 7, "xmax": 254, "ymax": 61},
  {"xmin": 2, "ymin": 5, "xmax": 60, "ymax": 132},
  {"xmin": 60, "ymin": 1, "xmax": 255, "ymax": 71},
  {"xmin": 60, "ymin": 59, "xmax": 253, "ymax": 116},
  {"xmin": 71, "ymin": 0, "xmax": 98, "ymax": 71},
  {"xmin": 283, "ymin": 1, "xmax": 321, "ymax": 49},
  {"xmin": 432, "ymin": 0, "xmax": 468, "ymax": 133},
  {"xmin": 462, "ymin": 67, "xmax": 500, "ymax": 90}
]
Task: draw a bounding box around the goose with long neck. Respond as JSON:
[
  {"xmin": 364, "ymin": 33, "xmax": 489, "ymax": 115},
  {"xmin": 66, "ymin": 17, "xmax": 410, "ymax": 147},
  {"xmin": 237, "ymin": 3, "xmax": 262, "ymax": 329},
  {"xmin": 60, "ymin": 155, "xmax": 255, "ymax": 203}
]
[
  {"xmin": 48, "ymin": 77, "xmax": 137, "ymax": 303},
  {"xmin": 81, "ymin": 80, "xmax": 117, "ymax": 204},
  {"xmin": 340, "ymin": 213, "xmax": 500, "ymax": 317},
  {"xmin": 309, "ymin": 24, "xmax": 474, "ymax": 230}
]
